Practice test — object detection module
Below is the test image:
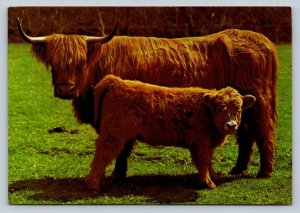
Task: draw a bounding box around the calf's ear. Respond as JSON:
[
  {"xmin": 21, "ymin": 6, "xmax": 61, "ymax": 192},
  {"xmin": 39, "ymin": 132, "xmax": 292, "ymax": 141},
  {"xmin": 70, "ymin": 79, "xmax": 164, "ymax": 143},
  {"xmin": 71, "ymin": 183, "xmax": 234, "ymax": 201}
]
[
  {"xmin": 242, "ymin": 95, "xmax": 256, "ymax": 110},
  {"xmin": 203, "ymin": 93, "xmax": 214, "ymax": 106}
]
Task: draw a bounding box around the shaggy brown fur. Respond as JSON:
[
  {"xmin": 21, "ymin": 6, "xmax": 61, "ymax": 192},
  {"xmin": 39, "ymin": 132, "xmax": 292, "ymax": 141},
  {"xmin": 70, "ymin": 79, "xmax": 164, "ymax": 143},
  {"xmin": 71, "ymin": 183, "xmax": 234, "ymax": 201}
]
[
  {"xmin": 31, "ymin": 35, "xmax": 88, "ymax": 98},
  {"xmin": 86, "ymin": 75, "xmax": 256, "ymax": 191},
  {"xmin": 29, "ymin": 28, "xmax": 278, "ymax": 178}
]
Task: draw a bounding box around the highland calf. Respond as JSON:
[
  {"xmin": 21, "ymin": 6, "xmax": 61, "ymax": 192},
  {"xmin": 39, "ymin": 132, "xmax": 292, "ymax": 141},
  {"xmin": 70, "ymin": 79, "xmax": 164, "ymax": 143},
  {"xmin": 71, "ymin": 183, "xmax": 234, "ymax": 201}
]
[{"xmin": 86, "ymin": 75, "xmax": 256, "ymax": 191}]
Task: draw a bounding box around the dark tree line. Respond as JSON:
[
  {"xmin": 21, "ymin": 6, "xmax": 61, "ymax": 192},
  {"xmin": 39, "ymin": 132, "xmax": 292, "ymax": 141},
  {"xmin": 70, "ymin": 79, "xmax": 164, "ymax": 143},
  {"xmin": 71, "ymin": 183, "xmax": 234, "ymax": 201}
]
[{"xmin": 8, "ymin": 7, "xmax": 291, "ymax": 43}]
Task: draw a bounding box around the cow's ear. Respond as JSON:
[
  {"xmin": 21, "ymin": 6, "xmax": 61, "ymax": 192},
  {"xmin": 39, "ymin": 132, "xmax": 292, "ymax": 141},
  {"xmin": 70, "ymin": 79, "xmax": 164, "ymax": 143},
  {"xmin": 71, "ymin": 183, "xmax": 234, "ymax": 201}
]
[
  {"xmin": 87, "ymin": 45, "xmax": 95, "ymax": 59},
  {"xmin": 242, "ymin": 95, "xmax": 256, "ymax": 110},
  {"xmin": 31, "ymin": 43, "xmax": 50, "ymax": 69},
  {"xmin": 31, "ymin": 44, "xmax": 48, "ymax": 68},
  {"xmin": 203, "ymin": 93, "xmax": 214, "ymax": 106}
]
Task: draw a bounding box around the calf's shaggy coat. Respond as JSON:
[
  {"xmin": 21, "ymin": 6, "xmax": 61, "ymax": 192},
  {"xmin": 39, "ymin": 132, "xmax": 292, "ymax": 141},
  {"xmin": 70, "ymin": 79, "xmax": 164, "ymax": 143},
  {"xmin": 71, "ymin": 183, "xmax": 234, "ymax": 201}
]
[{"xmin": 86, "ymin": 75, "xmax": 256, "ymax": 191}]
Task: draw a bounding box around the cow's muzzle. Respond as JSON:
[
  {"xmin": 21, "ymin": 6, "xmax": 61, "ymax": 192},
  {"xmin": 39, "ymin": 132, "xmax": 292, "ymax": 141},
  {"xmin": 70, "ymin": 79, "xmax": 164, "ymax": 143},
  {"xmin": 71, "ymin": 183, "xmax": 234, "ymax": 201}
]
[{"xmin": 54, "ymin": 82, "xmax": 78, "ymax": 99}]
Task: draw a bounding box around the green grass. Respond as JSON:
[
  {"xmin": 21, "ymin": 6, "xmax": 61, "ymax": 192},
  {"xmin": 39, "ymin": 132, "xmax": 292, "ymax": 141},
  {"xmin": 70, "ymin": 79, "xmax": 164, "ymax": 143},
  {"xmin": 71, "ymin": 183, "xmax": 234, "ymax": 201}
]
[{"xmin": 8, "ymin": 43, "xmax": 292, "ymax": 204}]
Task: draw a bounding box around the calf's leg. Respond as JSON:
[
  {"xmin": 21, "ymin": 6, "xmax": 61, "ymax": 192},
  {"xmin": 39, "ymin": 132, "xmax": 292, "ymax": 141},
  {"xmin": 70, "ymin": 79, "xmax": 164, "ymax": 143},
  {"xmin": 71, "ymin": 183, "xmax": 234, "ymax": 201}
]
[
  {"xmin": 111, "ymin": 139, "xmax": 135, "ymax": 181},
  {"xmin": 208, "ymin": 150, "xmax": 219, "ymax": 181},
  {"xmin": 189, "ymin": 143, "xmax": 216, "ymax": 189},
  {"xmin": 86, "ymin": 135, "xmax": 125, "ymax": 191}
]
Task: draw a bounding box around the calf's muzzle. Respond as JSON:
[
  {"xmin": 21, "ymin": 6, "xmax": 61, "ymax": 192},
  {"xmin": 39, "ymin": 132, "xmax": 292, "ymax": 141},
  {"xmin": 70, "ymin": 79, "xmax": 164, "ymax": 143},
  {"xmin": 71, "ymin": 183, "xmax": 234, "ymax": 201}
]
[{"xmin": 225, "ymin": 120, "xmax": 238, "ymax": 133}]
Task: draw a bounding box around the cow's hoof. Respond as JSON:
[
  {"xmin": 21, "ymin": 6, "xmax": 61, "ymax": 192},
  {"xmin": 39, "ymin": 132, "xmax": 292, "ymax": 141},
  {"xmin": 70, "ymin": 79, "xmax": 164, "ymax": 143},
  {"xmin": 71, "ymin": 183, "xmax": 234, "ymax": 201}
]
[
  {"xmin": 257, "ymin": 171, "xmax": 273, "ymax": 178},
  {"xmin": 229, "ymin": 166, "xmax": 247, "ymax": 175}
]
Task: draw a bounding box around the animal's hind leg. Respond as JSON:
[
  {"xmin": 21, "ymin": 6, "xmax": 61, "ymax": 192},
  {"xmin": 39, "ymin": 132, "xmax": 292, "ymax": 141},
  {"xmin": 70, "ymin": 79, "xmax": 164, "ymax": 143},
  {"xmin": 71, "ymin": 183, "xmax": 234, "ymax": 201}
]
[
  {"xmin": 254, "ymin": 99, "xmax": 275, "ymax": 178},
  {"xmin": 111, "ymin": 139, "xmax": 135, "ymax": 181},
  {"xmin": 230, "ymin": 113, "xmax": 255, "ymax": 175},
  {"xmin": 86, "ymin": 135, "xmax": 125, "ymax": 191},
  {"xmin": 231, "ymin": 97, "xmax": 275, "ymax": 178}
]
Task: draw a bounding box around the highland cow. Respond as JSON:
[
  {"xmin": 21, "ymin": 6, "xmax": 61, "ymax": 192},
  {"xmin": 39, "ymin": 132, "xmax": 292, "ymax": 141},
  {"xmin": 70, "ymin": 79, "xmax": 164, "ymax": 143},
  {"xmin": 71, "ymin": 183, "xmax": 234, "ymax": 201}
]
[
  {"xmin": 86, "ymin": 75, "xmax": 256, "ymax": 191},
  {"xmin": 18, "ymin": 18, "xmax": 277, "ymax": 178}
]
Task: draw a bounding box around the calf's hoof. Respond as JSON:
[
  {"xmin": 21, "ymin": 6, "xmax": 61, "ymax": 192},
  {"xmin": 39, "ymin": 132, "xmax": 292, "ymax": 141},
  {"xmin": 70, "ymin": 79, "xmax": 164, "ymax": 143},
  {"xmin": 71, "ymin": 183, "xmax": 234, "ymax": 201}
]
[
  {"xmin": 208, "ymin": 182, "xmax": 217, "ymax": 189},
  {"xmin": 198, "ymin": 180, "xmax": 217, "ymax": 189},
  {"xmin": 85, "ymin": 177, "xmax": 100, "ymax": 192},
  {"xmin": 209, "ymin": 171, "xmax": 219, "ymax": 182},
  {"xmin": 111, "ymin": 171, "xmax": 126, "ymax": 183}
]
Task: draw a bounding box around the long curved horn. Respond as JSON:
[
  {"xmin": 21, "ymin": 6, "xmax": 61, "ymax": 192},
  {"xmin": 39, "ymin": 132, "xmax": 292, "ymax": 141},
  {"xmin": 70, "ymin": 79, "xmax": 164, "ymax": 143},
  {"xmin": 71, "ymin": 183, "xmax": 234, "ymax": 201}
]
[
  {"xmin": 85, "ymin": 21, "xmax": 119, "ymax": 44},
  {"xmin": 17, "ymin": 17, "xmax": 47, "ymax": 44}
]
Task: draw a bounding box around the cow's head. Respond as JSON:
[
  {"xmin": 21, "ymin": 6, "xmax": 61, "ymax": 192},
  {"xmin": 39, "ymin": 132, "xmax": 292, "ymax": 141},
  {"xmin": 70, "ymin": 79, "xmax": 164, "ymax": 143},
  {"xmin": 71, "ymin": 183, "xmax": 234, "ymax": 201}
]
[
  {"xmin": 204, "ymin": 87, "xmax": 256, "ymax": 134},
  {"xmin": 17, "ymin": 18, "xmax": 118, "ymax": 99}
]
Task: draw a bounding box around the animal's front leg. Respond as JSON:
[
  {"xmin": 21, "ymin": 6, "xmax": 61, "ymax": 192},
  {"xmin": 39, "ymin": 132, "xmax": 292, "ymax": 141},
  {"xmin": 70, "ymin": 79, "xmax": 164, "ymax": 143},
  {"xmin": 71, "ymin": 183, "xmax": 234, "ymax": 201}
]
[
  {"xmin": 189, "ymin": 143, "xmax": 216, "ymax": 189},
  {"xmin": 208, "ymin": 149, "xmax": 219, "ymax": 182}
]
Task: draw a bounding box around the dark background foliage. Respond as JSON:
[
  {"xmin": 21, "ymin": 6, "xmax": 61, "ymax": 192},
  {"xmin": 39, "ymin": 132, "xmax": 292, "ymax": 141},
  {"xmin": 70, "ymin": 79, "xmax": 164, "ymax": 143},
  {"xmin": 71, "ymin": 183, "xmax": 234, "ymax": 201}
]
[{"xmin": 8, "ymin": 7, "xmax": 291, "ymax": 43}]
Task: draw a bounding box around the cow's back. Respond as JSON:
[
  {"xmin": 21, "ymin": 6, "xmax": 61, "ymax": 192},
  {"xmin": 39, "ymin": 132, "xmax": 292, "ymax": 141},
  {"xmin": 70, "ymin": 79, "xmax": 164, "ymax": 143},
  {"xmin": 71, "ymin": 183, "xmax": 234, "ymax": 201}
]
[{"xmin": 87, "ymin": 30, "xmax": 277, "ymax": 90}]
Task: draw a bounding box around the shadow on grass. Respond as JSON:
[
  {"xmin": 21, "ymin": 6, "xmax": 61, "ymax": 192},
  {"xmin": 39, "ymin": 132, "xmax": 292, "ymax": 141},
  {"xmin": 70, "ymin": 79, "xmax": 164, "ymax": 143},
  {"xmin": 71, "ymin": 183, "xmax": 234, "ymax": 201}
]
[{"xmin": 9, "ymin": 173, "xmax": 254, "ymax": 204}]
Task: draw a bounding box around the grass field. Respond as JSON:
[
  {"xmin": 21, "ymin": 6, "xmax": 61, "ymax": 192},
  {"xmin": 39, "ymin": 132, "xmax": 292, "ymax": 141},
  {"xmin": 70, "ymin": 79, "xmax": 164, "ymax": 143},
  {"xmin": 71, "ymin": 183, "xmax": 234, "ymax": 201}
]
[{"xmin": 8, "ymin": 43, "xmax": 292, "ymax": 205}]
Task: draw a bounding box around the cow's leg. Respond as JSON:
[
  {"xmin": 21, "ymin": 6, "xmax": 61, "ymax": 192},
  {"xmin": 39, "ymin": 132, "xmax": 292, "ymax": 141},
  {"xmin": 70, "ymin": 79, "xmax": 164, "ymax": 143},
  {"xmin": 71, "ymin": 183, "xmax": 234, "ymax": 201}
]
[
  {"xmin": 230, "ymin": 113, "xmax": 255, "ymax": 175},
  {"xmin": 86, "ymin": 135, "xmax": 125, "ymax": 191},
  {"xmin": 189, "ymin": 143, "xmax": 216, "ymax": 189},
  {"xmin": 255, "ymin": 133, "xmax": 275, "ymax": 178},
  {"xmin": 111, "ymin": 139, "xmax": 135, "ymax": 181},
  {"xmin": 253, "ymin": 99, "xmax": 275, "ymax": 178},
  {"xmin": 231, "ymin": 96, "xmax": 275, "ymax": 178}
]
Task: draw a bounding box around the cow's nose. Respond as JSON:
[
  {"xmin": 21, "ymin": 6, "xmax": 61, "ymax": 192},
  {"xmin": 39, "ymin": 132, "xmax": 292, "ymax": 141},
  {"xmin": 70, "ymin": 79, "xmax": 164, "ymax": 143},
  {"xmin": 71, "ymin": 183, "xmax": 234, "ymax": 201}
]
[
  {"xmin": 226, "ymin": 121, "xmax": 237, "ymax": 129},
  {"xmin": 54, "ymin": 84, "xmax": 76, "ymax": 99}
]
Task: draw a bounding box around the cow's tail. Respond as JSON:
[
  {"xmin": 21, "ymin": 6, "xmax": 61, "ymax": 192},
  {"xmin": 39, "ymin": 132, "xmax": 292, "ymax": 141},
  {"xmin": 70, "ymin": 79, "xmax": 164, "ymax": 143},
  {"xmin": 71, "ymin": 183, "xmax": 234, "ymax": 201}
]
[{"xmin": 270, "ymin": 45, "xmax": 279, "ymax": 124}]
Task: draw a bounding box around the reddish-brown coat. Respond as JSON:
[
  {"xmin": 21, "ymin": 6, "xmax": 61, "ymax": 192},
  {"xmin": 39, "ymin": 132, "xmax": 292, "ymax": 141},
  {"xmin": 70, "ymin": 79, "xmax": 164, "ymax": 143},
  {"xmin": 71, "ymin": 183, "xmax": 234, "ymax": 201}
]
[
  {"xmin": 86, "ymin": 75, "xmax": 256, "ymax": 191},
  {"xmin": 30, "ymin": 28, "xmax": 278, "ymax": 178}
]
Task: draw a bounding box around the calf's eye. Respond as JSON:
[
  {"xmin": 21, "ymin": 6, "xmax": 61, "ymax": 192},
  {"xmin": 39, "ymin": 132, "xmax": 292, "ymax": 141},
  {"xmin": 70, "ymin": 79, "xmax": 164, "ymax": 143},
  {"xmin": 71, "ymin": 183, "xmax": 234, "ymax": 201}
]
[{"xmin": 217, "ymin": 107, "xmax": 227, "ymax": 112}]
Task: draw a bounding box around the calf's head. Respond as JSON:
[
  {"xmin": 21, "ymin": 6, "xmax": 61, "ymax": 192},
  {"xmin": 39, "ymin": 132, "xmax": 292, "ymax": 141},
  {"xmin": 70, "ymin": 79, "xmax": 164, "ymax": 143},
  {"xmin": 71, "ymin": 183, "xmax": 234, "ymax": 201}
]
[
  {"xmin": 17, "ymin": 18, "xmax": 118, "ymax": 99},
  {"xmin": 204, "ymin": 87, "xmax": 256, "ymax": 134}
]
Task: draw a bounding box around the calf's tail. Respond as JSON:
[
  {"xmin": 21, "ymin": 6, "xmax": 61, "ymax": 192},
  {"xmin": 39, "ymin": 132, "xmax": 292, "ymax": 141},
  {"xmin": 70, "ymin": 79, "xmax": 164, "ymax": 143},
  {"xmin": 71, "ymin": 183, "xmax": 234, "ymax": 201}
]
[
  {"xmin": 93, "ymin": 80, "xmax": 111, "ymax": 134},
  {"xmin": 93, "ymin": 75, "xmax": 122, "ymax": 134}
]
